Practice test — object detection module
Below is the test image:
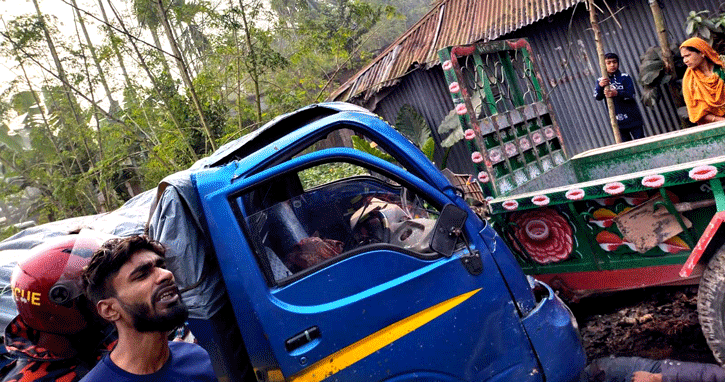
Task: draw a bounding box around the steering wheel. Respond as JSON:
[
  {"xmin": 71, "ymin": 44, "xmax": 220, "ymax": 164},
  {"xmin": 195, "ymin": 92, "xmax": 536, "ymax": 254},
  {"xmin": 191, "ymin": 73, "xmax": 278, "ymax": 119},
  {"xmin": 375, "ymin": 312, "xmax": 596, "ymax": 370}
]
[
  {"xmin": 351, "ymin": 209, "xmax": 391, "ymax": 246},
  {"xmin": 400, "ymin": 187, "xmax": 430, "ymax": 219}
]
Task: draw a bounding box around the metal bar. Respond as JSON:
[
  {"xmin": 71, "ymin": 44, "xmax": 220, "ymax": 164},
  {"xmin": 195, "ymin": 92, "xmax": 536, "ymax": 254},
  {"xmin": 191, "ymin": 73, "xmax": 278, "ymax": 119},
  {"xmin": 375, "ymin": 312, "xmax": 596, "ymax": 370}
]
[
  {"xmin": 520, "ymin": 46, "xmax": 543, "ymax": 102},
  {"xmin": 657, "ymin": 188, "xmax": 696, "ymax": 248},
  {"xmin": 710, "ymin": 178, "xmax": 725, "ymax": 212},
  {"xmin": 498, "ymin": 51, "xmax": 525, "ymax": 107},
  {"xmin": 568, "ymin": 203, "xmax": 607, "ymax": 270}
]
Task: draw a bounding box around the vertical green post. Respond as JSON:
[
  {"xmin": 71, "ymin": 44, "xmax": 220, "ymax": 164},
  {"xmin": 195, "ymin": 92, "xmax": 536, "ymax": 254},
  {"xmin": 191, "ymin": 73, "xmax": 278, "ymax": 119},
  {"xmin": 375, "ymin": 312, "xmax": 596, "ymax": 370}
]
[
  {"xmin": 521, "ymin": 47, "xmax": 543, "ymax": 102},
  {"xmin": 499, "ymin": 51, "xmax": 525, "ymax": 107}
]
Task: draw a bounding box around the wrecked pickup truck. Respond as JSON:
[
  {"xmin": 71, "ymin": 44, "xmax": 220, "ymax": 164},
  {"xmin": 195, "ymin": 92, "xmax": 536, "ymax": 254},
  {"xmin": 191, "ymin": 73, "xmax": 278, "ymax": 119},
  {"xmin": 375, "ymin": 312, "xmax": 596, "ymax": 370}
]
[{"xmin": 0, "ymin": 102, "xmax": 585, "ymax": 382}]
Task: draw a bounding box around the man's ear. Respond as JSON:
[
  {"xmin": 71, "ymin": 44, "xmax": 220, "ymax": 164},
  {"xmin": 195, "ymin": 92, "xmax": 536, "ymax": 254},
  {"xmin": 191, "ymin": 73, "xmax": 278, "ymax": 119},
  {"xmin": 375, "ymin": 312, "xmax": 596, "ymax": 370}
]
[{"xmin": 97, "ymin": 298, "xmax": 121, "ymax": 322}]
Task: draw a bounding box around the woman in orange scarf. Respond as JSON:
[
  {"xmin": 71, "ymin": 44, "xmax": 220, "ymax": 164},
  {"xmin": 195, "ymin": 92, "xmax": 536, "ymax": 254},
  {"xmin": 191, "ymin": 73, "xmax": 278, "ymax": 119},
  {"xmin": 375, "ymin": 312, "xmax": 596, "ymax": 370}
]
[{"xmin": 680, "ymin": 37, "xmax": 725, "ymax": 124}]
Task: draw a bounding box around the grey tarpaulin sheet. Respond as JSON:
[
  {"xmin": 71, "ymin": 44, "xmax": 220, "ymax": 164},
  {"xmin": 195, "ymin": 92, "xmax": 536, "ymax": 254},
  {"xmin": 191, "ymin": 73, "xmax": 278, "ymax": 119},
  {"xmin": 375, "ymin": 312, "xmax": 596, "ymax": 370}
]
[{"xmin": 146, "ymin": 169, "xmax": 227, "ymax": 320}]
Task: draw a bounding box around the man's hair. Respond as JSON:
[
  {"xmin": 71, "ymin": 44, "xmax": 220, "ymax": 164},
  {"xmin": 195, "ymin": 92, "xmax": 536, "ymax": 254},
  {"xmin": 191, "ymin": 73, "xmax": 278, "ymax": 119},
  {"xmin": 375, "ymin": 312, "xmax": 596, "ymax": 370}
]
[
  {"xmin": 604, "ymin": 52, "xmax": 619, "ymax": 62},
  {"xmin": 82, "ymin": 235, "xmax": 166, "ymax": 305}
]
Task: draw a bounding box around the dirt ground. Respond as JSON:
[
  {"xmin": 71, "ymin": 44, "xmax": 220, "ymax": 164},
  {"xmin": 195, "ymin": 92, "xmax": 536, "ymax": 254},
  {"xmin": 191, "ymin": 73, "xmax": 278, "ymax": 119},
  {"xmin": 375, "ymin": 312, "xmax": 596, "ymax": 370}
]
[{"xmin": 568, "ymin": 285, "xmax": 717, "ymax": 364}]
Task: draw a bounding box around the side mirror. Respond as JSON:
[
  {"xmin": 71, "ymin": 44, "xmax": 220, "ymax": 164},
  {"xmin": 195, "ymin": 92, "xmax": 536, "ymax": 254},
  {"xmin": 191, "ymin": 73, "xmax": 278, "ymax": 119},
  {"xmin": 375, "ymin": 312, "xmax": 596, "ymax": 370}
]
[{"xmin": 430, "ymin": 204, "xmax": 468, "ymax": 257}]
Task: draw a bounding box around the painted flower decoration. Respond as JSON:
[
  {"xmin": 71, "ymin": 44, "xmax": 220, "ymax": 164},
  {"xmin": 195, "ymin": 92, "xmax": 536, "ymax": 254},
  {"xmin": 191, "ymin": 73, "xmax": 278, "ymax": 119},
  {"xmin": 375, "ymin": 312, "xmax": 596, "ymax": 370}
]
[
  {"xmin": 502, "ymin": 200, "xmax": 519, "ymax": 211},
  {"xmin": 449, "ymin": 82, "xmax": 460, "ymax": 93},
  {"xmin": 519, "ymin": 137, "xmax": 531, "ymax": 151},
  {"xmin": 641, "ymin": 174, "xmax": 665, "ymax": 188},
  {"xmin": 603, "ymin": 182, "xmax": 625, "ymax": 195},
  {"xmin": 532, "ymin": 131, "xmax": 543, "ymax": 144},
  {"xmin": 455, "ymin": 104, "xmax": 468, "ymax": 115},
  {"xmin": 489, "ymin": 149, "xmax": 502, "ymax": 163},
  {"xmin": 508, "ymin": 208, "xmax": 574, "ymax": 264},
  {"xmin": 544, "ymin": 127, "xmax": 556, "ymax": 139},
  {"xmin": 531, "ymin": 195, "xmax": 550, "ymax": 206},
  {"xmin": 442, "ymin": 60, "xmax": 453, "ymax": 71},
  {"xmin": 464, "ymin": 129, "xmax": 476, "ymax": 140},
  {"xmin": 565, "ymin": 188, "xmax": 585, "ymax": 200},
  {"xmin": 477, "ymin": 171, "xmax": 490, "ymax": 183},
  {"xmin": 471, "ymin": 151, "xmax": 484, "ymax": 163},
  {"xmin": 689, "ymin": 165, "xmax": 718, "ymax": 181},
  {"xmin": 595, "ymin": 231, "xmax": 636, "ymax": 252},
  {"xmin": 504, "ymin": 142, "xmax": 517, "ymax": 157}
]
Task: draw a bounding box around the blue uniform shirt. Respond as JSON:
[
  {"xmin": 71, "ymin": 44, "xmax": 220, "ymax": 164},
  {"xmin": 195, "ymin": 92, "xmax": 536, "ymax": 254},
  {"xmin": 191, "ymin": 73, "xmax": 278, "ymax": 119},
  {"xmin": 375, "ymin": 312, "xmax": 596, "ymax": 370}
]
[{"xmin": 79, "ymin": 341, "xmax": 217, "ymax": 382}]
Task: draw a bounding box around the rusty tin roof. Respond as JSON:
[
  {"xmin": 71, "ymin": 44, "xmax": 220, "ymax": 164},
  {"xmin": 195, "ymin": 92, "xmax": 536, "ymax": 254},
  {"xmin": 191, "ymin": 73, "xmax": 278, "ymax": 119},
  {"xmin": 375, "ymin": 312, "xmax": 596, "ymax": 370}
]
[{"xmin": 330, "ymin": 0, "xmax": 582, "ymax": 102}]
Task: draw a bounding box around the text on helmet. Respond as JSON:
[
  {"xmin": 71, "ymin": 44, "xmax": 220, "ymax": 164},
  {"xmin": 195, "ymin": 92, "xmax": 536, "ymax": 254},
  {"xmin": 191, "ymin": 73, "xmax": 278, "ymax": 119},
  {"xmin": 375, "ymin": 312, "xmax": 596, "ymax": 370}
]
[{"xmin": 13, "ymin": 287, "xmax": 41, "ymax": 306}]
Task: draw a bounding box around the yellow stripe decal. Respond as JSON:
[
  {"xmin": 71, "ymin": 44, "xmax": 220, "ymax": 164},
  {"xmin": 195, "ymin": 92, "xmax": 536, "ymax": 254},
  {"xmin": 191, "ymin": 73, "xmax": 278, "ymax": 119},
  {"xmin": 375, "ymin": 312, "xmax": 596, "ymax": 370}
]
[{"xmin": 290, "ymin": 288, "xmax": 481, "ymax": 382}]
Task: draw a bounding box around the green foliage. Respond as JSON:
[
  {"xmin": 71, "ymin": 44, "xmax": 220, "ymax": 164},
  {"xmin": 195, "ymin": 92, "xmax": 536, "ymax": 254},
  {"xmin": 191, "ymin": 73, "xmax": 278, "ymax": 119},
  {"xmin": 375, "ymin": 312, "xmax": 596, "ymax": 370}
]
[
  {"xmin": 395, "ymin": 104, "xmax": 431, "ymax": 149},
  {"xmin": 686, "ymin": 10, "xmax": 722, "ymax": 44},
  {"xmin": 685, "ymin": 9, "xmax": 725, "ymax": 51},
  {"xmin": 438, "ymin": 109, "xmax": 465, "ymax": 148},
  {"xmin": 299, "ymin": 162, "xmax": 368, "ymax": 189},
  {"xmin": 421, "ymin": 137, "xmax": 436, "ymax": 164},
  {"xmin": 351, "ymin": 135, "xmax": 395, "ymax": 163},
  {"xmin": 0, "ymin": 122, "xmax": 25, "ymax": 153},
  {"xmin": 0, "ymin": 0, "xmax": 426, "ymax": 231},
  {"xmin": 637, "ymin": 45, "xmax": 682, "ymax": 107}
]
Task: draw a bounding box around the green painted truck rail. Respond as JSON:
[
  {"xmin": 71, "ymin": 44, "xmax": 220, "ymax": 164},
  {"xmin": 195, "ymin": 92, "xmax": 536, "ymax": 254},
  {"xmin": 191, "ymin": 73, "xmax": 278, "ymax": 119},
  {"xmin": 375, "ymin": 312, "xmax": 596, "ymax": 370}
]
[
  {"xmin": 485, "ymin": 122, "xmax": 725, "ymax": 278},
  {"xmin": 438, "ymin": 39, "xmax": 568, "ymax": 197}
]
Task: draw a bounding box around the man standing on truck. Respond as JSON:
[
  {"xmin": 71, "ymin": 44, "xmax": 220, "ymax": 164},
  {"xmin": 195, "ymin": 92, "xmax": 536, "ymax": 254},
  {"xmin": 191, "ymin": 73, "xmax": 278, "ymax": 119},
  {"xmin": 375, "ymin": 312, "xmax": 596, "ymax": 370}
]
[
  {"xmin": 594, "ymin": 52, "xmax": 646, "ymax": 142},
  {"xmin": 80, "ymin": 235, "xmax": 217, "ymax": 382}
]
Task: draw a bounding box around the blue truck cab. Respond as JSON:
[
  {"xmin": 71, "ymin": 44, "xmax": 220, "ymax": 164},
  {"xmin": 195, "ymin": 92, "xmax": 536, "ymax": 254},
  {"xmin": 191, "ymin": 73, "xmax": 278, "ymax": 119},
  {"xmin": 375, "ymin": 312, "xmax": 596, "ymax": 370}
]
[{"xmin": 189, "ymin": 102, "xmax": 585, "ymax": 382}]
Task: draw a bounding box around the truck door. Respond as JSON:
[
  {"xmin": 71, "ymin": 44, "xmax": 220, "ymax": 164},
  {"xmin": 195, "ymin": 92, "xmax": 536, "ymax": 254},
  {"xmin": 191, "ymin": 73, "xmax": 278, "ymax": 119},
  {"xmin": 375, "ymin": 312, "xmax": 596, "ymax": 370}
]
[{"xmin": 196, "ymin": 148, "xmax": 544, "ymax": 382}]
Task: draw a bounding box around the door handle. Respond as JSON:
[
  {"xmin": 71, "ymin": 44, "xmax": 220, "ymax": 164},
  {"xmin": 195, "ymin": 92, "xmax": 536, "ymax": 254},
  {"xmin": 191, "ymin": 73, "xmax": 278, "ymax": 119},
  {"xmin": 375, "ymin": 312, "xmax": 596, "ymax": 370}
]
[{"xmin": 285, "ymin": 326, "xmax": 321, "ymax": 352}]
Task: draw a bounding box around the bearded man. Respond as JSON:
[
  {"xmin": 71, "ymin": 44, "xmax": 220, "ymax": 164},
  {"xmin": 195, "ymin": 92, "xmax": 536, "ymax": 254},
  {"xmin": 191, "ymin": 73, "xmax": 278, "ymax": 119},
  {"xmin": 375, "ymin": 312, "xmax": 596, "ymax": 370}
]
[{"xmin": 80, "ymin": 235, "xmax": 217, "ymax": 382}]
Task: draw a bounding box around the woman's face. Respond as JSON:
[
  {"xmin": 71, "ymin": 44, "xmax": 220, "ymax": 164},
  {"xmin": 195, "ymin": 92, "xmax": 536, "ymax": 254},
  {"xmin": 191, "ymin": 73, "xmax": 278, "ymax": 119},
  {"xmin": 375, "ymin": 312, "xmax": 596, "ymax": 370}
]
[{"xmin": 681, "ymin": 47, "xmax": 705, "ymax": 69}]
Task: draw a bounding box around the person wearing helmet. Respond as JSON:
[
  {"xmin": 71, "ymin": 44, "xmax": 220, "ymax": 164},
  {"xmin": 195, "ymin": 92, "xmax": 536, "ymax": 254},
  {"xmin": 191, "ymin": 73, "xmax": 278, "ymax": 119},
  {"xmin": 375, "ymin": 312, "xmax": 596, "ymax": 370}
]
[{"xmin": 1, "ymin": 235, "xmax": 116, "ymax": 382}]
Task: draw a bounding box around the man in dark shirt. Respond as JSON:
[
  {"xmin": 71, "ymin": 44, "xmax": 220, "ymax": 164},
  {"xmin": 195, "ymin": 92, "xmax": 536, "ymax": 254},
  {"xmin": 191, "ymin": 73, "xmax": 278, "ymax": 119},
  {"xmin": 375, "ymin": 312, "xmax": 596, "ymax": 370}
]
[
  {"xmin": 80, "ymin": 235, "xmax": 217, "ymax": 382},
  {"xmin": 594, "ymin": 52, "xmax": 646, "ymax": 142}
]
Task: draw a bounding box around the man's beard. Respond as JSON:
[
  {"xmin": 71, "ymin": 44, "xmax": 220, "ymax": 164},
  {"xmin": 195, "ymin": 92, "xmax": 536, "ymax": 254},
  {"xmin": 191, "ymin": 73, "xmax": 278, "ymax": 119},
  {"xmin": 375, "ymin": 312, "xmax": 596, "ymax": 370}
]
[{"xmin": 119, "ymin": 298, "xmax": 189, "ymax": 333}]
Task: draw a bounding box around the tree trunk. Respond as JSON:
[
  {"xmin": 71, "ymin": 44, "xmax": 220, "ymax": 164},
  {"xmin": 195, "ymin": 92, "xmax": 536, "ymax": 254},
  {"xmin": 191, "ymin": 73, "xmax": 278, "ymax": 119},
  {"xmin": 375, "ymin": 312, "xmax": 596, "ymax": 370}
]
[
  {"xmin": 239, "ymin": 0, "xmax": 263, "ymax": 122},
  {"xmin": 648, "ymin": 0, "xmax": 687, "ymax": 128},
  {"xmin": 74, "ymin": 17, "xmax": 118, "ymax": 212},
  {"xmin": 150, "ymin": 28, "xmax": 173, "ymax": 76},
  {"xmin": 229, "ymin": 0, "xmax": 245, "ymax": 131},
  {"xmin": 97, "ymin": 0, "xmax": 134, "ymax": 96},
  {"xmin": 588, "ymin": 0, "xmax": 622, "ymax": 144},
  {"xmin": 31, "ymin": 0, "xmax": 85, "ymax": 129},
  {"xmin": 30, "ymin": 0, "xmax": 100, "ymax": 214},
  {"xmin": 155, "ymin": 0, "xmax": 217, "ymax": 151},
  {"xmin": 108, "ymin": 1, "xmax": 199, "ymax": 162},
  {"xmin": 71, "ymin": 0, "xmax": 118, "ymax": 114}
]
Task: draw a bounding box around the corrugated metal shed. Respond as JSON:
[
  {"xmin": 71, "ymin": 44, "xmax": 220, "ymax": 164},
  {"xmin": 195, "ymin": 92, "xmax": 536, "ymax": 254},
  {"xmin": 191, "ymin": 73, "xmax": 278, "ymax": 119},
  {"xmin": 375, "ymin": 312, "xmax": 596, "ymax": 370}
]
[
  {"xmin": 509, "ymin": 0, "xmax": 721, "ymax": 153},
  {"xmin": 340, "ymin": 0, "xmax": 723, "ymax": 159},
  {"xmin": 330, "ymin": 0, "xmax": 582, "ymax": 104}
]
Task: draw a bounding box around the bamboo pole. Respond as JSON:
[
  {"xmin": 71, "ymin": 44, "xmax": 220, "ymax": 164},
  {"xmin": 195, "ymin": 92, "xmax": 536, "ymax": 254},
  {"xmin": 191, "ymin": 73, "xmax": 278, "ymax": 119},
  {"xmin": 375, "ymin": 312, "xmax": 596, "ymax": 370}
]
[
  {"xmin": 649, "ymin": 0, "xmax": 673, "ymax": 72},
  {"xmin": 649, "ymin": 0, "xmax": 687, "ymax": 127},
  {"xmin": 589, "ymin": 0, "xmax": 622, "ymax": 143}
]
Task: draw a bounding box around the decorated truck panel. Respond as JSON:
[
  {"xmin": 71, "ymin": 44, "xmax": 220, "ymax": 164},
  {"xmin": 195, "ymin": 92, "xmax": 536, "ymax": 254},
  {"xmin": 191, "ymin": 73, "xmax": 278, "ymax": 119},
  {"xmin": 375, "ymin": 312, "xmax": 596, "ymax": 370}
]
[
  {"xmin": 486, "ymin": 125, "xmax": 725, "ymax": 294},
  {"xmin": 439, "ymin": 37, "xmax": 725, "ymax": 364}
]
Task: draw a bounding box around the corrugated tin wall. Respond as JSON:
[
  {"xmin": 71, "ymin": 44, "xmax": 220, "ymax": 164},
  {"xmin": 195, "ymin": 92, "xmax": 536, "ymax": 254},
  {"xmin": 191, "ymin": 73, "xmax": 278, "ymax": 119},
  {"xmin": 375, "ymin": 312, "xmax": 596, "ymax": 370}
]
[
  {"xmin": 509, "ymin": 0, "xmax": 721, "ymax": 154},
  {"xmin": 373, "ymin": 0, "xmax": 722, "ymax": 164},
  {"xmin": 373, "ymin": 68, "xmax": 476, "ymax": 174}
]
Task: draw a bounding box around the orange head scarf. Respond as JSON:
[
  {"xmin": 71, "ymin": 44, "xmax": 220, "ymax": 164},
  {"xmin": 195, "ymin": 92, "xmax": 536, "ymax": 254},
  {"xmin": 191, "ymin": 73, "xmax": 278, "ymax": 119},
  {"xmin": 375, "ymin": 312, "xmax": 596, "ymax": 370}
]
[{"xmin": 680, "ymin": 37, "xmax": 725, "ymax": 123}]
